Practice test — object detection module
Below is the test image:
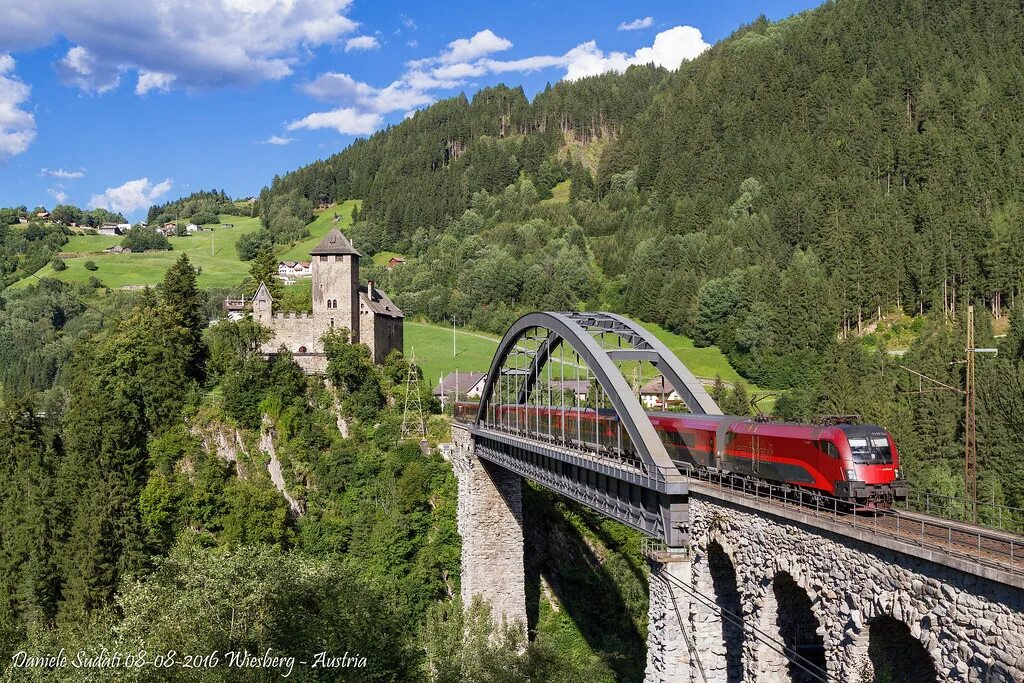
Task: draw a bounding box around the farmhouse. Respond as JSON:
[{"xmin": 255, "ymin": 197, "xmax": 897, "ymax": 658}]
[
  {"xmin": 277, "ymin": 260, "xmax": 312, "ymax": 282},
  {"xmin": 433, "ymin": 371, "xmax": 486, "ymax": 410},
  {"xmin": 185, "ymin": 223, "xmax": 200, "ymax": 233},
  {"xmin": 98, "ymin": 223, "xmax": 124, "ymax": 236},
  {"xmin": 639, "ymin": 375, "xmax": 683, "ymax": 409},
  {"xmin": 249, "ymin": 229, "xmax": 403, "ymax": 372},
  {"xmin": 387, "ymin": 256, "xmax": 406, "ymax": 269}
]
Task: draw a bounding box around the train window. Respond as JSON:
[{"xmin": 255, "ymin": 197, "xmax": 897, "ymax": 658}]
[{"xmin": 818, "ymin": 440, "xmax": 840, "ymax": 458}]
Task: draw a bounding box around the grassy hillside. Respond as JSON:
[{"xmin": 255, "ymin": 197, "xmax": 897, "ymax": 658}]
[
  {"xmin": 17, "ymin": 215, "xmax": 261, "ymax": 289},
  {"xmin": 276, "ymin": 199, "xmax": 361, "ymax": 261},
  {"xmin": 406, "ymin": 318, "xmax": 751, "ymax": 394}
]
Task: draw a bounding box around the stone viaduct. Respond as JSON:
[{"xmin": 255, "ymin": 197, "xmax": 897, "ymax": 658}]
[
  {"xmin": 449, "ymin": 311, "xmax": 1024, "ymax": 683},
  {"xmin": 453, "ymin": 423, "xmax": 1024, "ymax": 682}
]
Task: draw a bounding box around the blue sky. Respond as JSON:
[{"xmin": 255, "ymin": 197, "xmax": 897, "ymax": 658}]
[{"xmin": 0, "ymin": 1, "xmax": 819, "ymax": 219}]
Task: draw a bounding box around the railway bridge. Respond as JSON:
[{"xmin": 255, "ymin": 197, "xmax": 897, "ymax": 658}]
[{"xmin": 451, "ymin": 311, "xmax": 1024, "ymax": 682}]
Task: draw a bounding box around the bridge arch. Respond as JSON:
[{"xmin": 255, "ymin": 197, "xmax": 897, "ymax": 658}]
[
  {"xmin": 474, "ymin": 311, "xmax": 721, "ymax": 480},
  {"xmin": 754, "ymin": 567, "xmax": 828, "ymax": 683}
]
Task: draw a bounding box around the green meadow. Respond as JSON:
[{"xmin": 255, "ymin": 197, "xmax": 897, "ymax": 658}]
[
  {"xmin": 16, "ymin": 215, "xmax": 262, "ymax": 289},
  {"xmin": 276, "ymin": 200, "xmax": 361, "ymax": 262},
  {"xmin": 404, "ymin": 318, "xmax": 751, "ymax": 394}
]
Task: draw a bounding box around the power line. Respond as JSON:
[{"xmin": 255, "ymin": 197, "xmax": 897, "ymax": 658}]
[{"xmin": 658, "ymin": 569, "xmax": 830, "ymax": 683}]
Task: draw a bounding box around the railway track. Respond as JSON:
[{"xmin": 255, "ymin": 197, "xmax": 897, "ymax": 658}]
[{"xmin": 688, "ymin": 470, "xmax": 1024, "ymax": 574}]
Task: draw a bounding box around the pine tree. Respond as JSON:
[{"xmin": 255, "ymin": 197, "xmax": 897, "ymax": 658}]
[{"xmin": 162, "ymin": 254, "xmax": 206, "ymax": 379}]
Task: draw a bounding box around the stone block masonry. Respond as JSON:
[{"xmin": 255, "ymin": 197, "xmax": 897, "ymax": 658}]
[{"xmin": 453, "ymin": 424, "xmax": 527, "ymax": 627}]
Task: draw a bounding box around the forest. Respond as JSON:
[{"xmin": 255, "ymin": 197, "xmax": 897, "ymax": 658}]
[{"xmin": 256, "ymin": 0, "xmax": 1024, "ymax": 521}]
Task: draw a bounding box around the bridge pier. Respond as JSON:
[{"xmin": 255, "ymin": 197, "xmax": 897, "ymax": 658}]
[
  {"xmin": 453, "ymin": 425, "xmax": 527, "ymax": 627},
  {"xmin": 645, "ymin": 550, "xmax": 693, "ymax": 683}
]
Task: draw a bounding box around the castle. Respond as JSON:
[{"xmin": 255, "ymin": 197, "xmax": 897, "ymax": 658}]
[{"xmin": 251, "ymin": 229, "xmax": 403, "ymax": 373}]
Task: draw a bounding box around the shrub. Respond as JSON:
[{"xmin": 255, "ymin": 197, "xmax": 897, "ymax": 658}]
[
  {"xmin": 50, "ymin": 258, "xmax": 67, "ymax": 271},
  {"xmin": 84, "ymin": 260, "xmax": 98, "ymax": 271}
]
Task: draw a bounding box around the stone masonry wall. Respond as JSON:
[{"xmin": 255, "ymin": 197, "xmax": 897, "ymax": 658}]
[
  {"xmin": 646, "ymin": 555, "xmax": 693, "ymax": 683},
  {"xmin": 687, "ymin": 496, "xmax": 1024, "ymax": 682},
  {"xmin": 452, "ymin": 424, "xmax": 527, "ymax": 627}
]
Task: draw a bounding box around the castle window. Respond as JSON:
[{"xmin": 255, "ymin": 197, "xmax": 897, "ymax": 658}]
[
  {"xmin": 334, "ymin": 255, "xmax": 342, "ymax": 261},
  {"xmin": 330, "ymin": 318, "xmax": 335, "ymax": 328},
  {"xmin": 298, "ymin": 346, "xmax": 307, "ymax": 353},
  {"xmin": 319, "ymin": 255, "xmax": 327, "ymax": 261}
]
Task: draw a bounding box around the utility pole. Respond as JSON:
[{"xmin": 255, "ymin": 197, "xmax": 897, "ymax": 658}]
[
  {"xmin": 900, "ymin": 304, "xmax": 996, "ymax": 524},
  {"xmin": 453, "ymin": 316, "xmax": 457, "ymax": 358},
  {"xmin": 964, "ymin": 305, "xmax": 998, "ymax": 523}
]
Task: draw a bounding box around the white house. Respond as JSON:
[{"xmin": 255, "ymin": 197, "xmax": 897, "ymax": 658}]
[
  {"xmin": 277, "ymin": 261, "xmax": 312, "ymax": 280},
  {"xmin": 117, "ymin": 223, "xmax": 131, "ymax": 232},
  {"xmin": 639, "ymin": 375, "xmax": 683, "ymax": 409},
  {"xmin": 98, "ymin": 223, "xmax": 123, "ymax": 236},
  {"xmin": 185, "ymin": 223, "xmax": 200, "ymax": 234},
  {"xmin": 433, "ymin": 371, "xmax": 487, "ymax": 410}
]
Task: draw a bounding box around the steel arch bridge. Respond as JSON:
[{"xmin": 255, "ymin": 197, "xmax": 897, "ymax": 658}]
[{"xmin": 463, "ymin": 311, "xmax": 722, "ymax": 548}]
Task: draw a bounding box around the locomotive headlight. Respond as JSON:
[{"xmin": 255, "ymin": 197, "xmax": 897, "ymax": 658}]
[
  {"xmin": 894, "ymin": 468, "xmax": 901, "ymax": 479},
  {"xmin": 845, "ymin": 469, "xmax": 856, "ymax": 480}
]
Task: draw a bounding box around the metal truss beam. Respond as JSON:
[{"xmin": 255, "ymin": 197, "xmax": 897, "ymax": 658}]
[{"xmin": 475, "ymin": 435, "xmax": 689, "ymax": 547}]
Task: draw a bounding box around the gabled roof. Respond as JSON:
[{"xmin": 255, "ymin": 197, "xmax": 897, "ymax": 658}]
[
  {"xmin": 359, "ymin": 286, "xmax": 403, "ymax": 318},
  {"xmin": 640, "ymin": 375, "xmax": 679, "ymax": 395},
  {"xmin": 309, "ymin": 229, "xmax": 362, "ymax": 257},
  {"xmin": 254, "ymin": 281, "xmax": 273, "ymax": 303},
  {"xmin": 433, "ymin": 371, "xmax": 487, "ymax": 396}
]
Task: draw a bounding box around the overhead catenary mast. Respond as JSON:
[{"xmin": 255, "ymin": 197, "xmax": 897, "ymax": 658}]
[{"xmin": 401, "ymin": 347, "xmax": 426, "ymax": 440}]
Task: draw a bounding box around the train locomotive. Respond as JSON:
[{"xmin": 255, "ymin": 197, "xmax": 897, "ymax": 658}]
[{"xmin": 455, "ymin": 403, "xmax": 909, "ymax": 507}]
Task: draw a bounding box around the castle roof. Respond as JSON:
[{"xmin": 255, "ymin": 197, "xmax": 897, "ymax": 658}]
[
  {"xmin": 254, "ymin": 281, "xmax": 273, "ymax": 303},
  {"xmin": 359, "ymin": 286, "xmax": 403, "ymax": 318},
  {"xmin": 310, "ymin": 229, "xmax": 362, "ymax": 257}
]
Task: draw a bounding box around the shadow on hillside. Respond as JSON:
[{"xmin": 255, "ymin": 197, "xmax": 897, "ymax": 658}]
[{"xmin": 523, "ymin": 484, "xmax": 646, "ymax": 683}]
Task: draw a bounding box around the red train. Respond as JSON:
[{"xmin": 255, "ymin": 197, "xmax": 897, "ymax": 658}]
[{"xmin": 455, "ymin": 403, "xmax": 908, "ymax": 506}]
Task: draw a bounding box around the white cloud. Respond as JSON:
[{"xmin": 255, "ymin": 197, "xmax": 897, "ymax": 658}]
[
  {"xmin": 290, "ymin": 25, "xmax": 709, "ymax": 141},
  {"xmin": 136, "ymin": 71, "xmax": 175, "ymax": 95},
  {"xmin": 618, "ymin": 17, "xmax": 654, "ymax": 31},
  {"xmin": 563, "ymin": 26, "xmax": 710, "ymax": 80},
  {"xmin": 55, "ymin": 46, "xmax": 121, "ymax": 93},
  {"xmin": 440, "ymin": 29, "xmax": 511, "ymax": 64},
  {"xmin": 0, "ymin": 0, "xmax": 358, "ymax": 94},
  {"xmin": 345, "ymin": 35, "xmax": 380, "ymax": 52},
  {"xmin": 287, "ymin": 107, "xmax": 382, "ymax": 136},
  {"xmin": 48, "ymin": 187, "xmax": 68, "ymax": 203},
  {"xmin": 41, "ymin": 167, "xmax": 85, "ymax": 179},
  {"xmin": 300, "ymin": 72, "xmax": 432, "ymax": 115},
  {"xmin": 89, "ymin": 177, "xmax": 173, "ymax": 214},
  {"xmin": 262, "ymin": 135, "xmax": 294, "ymax": 145},
  {"xmin": 0, "ymin": 54, "xmax": 35, "ymax": 160}
]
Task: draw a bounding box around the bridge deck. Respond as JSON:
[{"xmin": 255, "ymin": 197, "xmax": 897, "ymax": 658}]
[{"xmin": 687, "ymin": 473, "xmax": 1024, "ymax": 589}]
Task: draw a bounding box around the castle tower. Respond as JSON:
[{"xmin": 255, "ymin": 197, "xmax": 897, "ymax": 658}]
[
  {"xmin": 253, "ymin": 281, "xmax": 273, "ymax": 325},
  {"xmin": 310, "ymin": 228, "xmax": 361, "ymax": 347}
]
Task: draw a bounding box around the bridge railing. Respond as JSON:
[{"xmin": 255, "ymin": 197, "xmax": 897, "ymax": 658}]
[
  {"xmin": 685, "ymin": 468, "xmax": 1024, "ymax": 575},
  {"xmin": 897, "ymin": 488, "xmax": 1024, "ymax": 534}
]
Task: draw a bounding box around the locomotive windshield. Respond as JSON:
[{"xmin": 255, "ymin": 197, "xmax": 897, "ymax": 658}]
[{"xmin": 846, "ymin": 435, "xmax": 893, "ymax": 465}]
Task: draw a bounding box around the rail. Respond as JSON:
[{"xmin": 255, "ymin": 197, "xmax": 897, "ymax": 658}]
[
  {"xmin": 897, "ymin": 488, "xmax": 1024, "ymax": 534},
  {"xmin": 685, "ymin": 469, "xmax": 1024, "ymax": 575}
]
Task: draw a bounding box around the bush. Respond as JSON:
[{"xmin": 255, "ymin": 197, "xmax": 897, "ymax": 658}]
[
  {"xmin": 84, "ymin": 260, "xmax": 98, "ymax": 271},
  {"xmin": 121, "ymin": 226, "xmax": 171, "ymax": 252},
  {"xmin": 236, "ymin": 230, "xmax": 272, "ymax": 261},
  {"xmin": 87, "ymin": 275, "xmax": 105, "ymax": 289},
  {"xmin": 50, "ymin": 258, "xmax": 66, "ymax": 271}
]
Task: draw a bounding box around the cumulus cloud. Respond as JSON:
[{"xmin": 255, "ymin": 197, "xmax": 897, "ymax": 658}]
[
  {"xmin": 136, "ymin": 71, "xmax": 175, "ymax": 95},
  {"xmin": 0, "ymin": 0, "xmax": 358, "ymax": 93},
  {"xmin": 440, "ymin": 29, "xmax": 511, "ymax": 64},
  {"xmin": 48, "ymin": 187, "xmax": 68, "ymax": 203},
  {"xmin": 287, "ymin": 107, "xmax": 382, "ymax": 136},
  {"xmin": 618, "ymin": 17, "xmax": 654, "ymax": 31},
  {"xmin": 290, "ymin": 25, "xmax": 709, "ymax": 140},
  {"xmin": 55, "ymin": 46, "xmax": 121, "ymax": 93},
  {"xmin": 262, "ymin": 135, "xmax": 294, "ymax": 145},
  {"xmin": 89, "ymin": 177, "xmax": 173, "ymax": 214},
  {"xmin": 0, "ymin": 54, "xmax": 35, "ymax": 160},
  {"xmin": 562, "ymin": 26, "xmax": 710, "ymax": 80},
  {"xmin": 345, "ymin": 35, "xmax": 380, "ymax": 52},
  {"xmin": 42, "ymin": 167, "xmax": 85, "ymax": 178}
]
